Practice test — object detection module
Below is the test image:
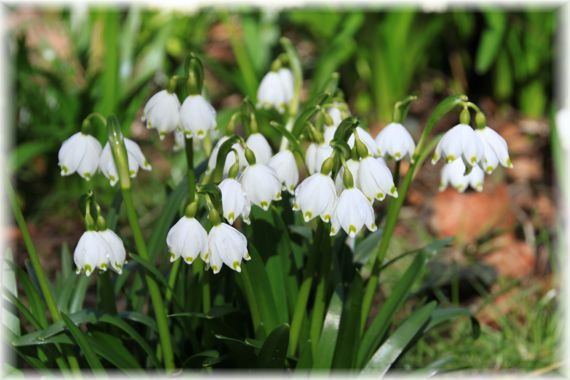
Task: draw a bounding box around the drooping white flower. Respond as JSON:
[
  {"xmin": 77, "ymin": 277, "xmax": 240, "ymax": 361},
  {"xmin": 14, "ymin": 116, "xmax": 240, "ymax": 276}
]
[
  {"xmin": 432, "ymin": 124, "xmax": 484, "ymax": 166},
  {"xmin": 305, "ymin": 143, "xmax": 334, "ymax": 175},
  {"xmin": 207, "ymin": 223, "xmax": 250, "ymax": 274},
  {"xmin": 327, "ymin": 106, "xmax": 343, "ymax": 128},
  {"xmin": 246, "ymin": 133, "xmax": 273, "ymax": 165},
  {"xmin": 240, "ymin": 164, "xmax": 282, "ymax": 210},
  {"xmin": 293, "ymin": 173, "xmax": 337, "ymax": 222},
  {"xmin": 439, "ymin": 158, "xmax": 485, "ymax": 192},
  {"xmin": 475, "ymin": 127, "xmax": 513, "ymax": 173},
  {"xmin": 278, "ymin": 68, "xmax": 294, "ymax": 103},
  {"xmin": 179, "ymin": 95, "xmax": 217, "ymax": 139},
  {"xmin": 219, "ymin": 178, "xmax": 251, "ymax": 224},
  {"xmin": 358, "ymin": 157, "xmax": 398, "ymax": 202},
  {"xmin": 58, "ymin": 132, "xmax": 102, "ymax": 180},
  {"xmin": 257, "ymin": 71, "xmax": 286, "ymax": 111},
  {"xmin": 208, "ymin": 136, "xmax": 247, "ymax": 176},
  {"xmin": 335, "ymin": 159, "xmax": 360, "ymax": 194},
  {"xmin": 143, "ymin": 90, "xmax": 180, "ymax": 138},
  {"xmin": 74, "ymin": 230, "xmax": 126, "ymax": 276},
  {"xmin": 330, "ymin": 188, "xmax": 377, "ymax": 237},
  {"xmin": 166, "ymin": 216, "xmax": 208, "ymax": 264},
  {"xmin": 375, "ymin": 122, "xmax": 416, "ymax": 161},
  {"xmin": 99, "ymin": 138, "xmax": 151, "ymax": 186},
  {"xmin": 269, "ymin": 150, "xmax": 299, "ymax": 194},
  {"xmin": 348, "ymin": 127, "xmax": 380, "ymax": 156}
]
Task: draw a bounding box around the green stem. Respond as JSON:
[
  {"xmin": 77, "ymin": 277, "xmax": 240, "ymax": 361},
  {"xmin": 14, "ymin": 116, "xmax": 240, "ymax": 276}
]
[
  {"xmin": 185, "ymin": 138, "xmax": 195, "ymax": 204},
  {"xmin": 122, "ymin": 189, "xmax": 175, "ymax": 371},
  {"xmin": 200, "ymin": 270, "xmax": 211, "ymax": 314},
  {"xmin": 165, "ymin": 259, "xmax": 181, "ymax": 307},
  {"xmin": 359, "ymin": 95, "xmax": 467, "ymax": 331},
  {"xmin": 279, "ymin": 117, "xmax": 295, "ymax": 151}
]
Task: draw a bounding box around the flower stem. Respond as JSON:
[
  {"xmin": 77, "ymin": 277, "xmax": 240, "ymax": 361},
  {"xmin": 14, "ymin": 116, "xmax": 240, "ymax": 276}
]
[
  {"xmin": 359, "ymin": 95, "xmax": 467, "ymax": 331},
  {"xmin": 122, "ymin": 189, "xmax": 175, "ymax": 371},
  {"xmin": 185, "ymin": 137, "xmax": 195, "ymax": 204}
]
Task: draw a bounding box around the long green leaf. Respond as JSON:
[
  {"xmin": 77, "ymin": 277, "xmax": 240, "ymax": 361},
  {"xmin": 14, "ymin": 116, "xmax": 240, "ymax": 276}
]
[
  {"xmin": 89, "ymin": 331, "xmax": 141, "ymax": 369},
  {"xmin": 61, "ymin": 313, "xmax": 104, "ymax": 371},
  {"xmin": 313, "ymin": 291, "xmax": 342, "ymax": 370},
  {"xmin": 425, "ymin": 307, "xmax": 481, "ymax": 339},
  {"xmin": 258, "ymin": 324, "xmax": 290, "ymax": 369}
]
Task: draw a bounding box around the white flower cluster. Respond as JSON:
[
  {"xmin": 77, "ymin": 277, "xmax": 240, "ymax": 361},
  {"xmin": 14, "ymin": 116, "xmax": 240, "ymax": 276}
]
[
  {"xmin": 73, "ymin": 229, "xmax": 126, "ymax": 276},
  {"xmin": 58, "ymin": 132, "xmax": 151, "ymax": 186},
  {"xmin": 433, "ymin": 123, "xmax": 512, "ymax": 192}
]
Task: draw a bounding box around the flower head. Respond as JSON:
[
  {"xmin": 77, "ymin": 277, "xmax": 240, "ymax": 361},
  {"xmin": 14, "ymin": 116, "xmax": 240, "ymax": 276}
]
[
  {"xmin": 358, "ymin": 157, "xmax": 398, "ymax": 202},
  {"xmin": 475, "ymin": 127, "xmax": 512, "ymax": 173},
  {"xmin": 269, "ymin": 150, "xmax": 299, "ymax": 194},
  {"xmin": 348, "ymin": 127, "xmax": 380, "ymax": 156},
  {"xmin": 433, "ymin": 124, "xmax": 484, "ymax": 166},
  {"xmin": 246, "ymin": 133, "xmax": 273, "ymax": 165},
  {"xmin": 335, "ymin": 159, "xmax": 360, "ymax": 194},
  {"xmin": 375, "ymin": 122, "xmax": 416, "ymax": 161},
  {"xmin": 306, "ymin": 143, "xmax": 334, "ymax": 175},
  {"xmin": 293, "ymin": 173, "xmax": 337, "ymax": 222},
  {"xmin": 439, "ymin": 158, "xmax": 485, "ymax": 192},
  {"xmin": 58, "ymin": 132, "xmax": 102, "ymax": 180},
  {"xmin": 278, "ymin": 68, "xmax": 294, "ymax": 103},
  {"xmin": 99, "ymin": 138, "xmax": 151, "ymax": 186},
  {"xmin": 179, "ymin": 95, "xmax": 217, "ymax": 139},
  {"xmin": 207, "ymin": 223, "xmax": 250, "ymax": 274},
  {"xmin": 143, "ymin": 90, "xmax": 180, "ymax": 138},
  {"xmin": 219, "ymin": 178, "xmax": 251, "ymax": 224},
  {"xmin": 240, "ymin": 164, "xmax": 282, "ymax": 210},
  {"xmin": 166, "ymin": 216, "xmax": 208, "ymax": 264},
  {"xmin": 330, "ymin": 188, "xmax": 377, "ymax": 237},
  {"xmin": 257, "ymin": 70, "xmax": 292, "ymax": 112},
  {"xmin": 74, "ymin": 229, "xmax": 126, "ymax": 276}
]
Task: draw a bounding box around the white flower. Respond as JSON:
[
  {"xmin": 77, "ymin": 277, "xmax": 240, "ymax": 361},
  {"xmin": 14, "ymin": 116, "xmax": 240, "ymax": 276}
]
[
  {"xmin": 58, "ymin": 132, "xmax": 102, "ymax": 180},
  {"xmin": 439, "ymin": 158, "xmax": 485, "ymax": 192},
  {"xmin": 348, "ymin": 127, "xmax": 380, "ymax": 156},
  {"xmin": 99, "ymin": 138, "xmax": 151, "ymax": 185},
  {"xmin": 166, "ymin": 216, "xmax": 208, "ymax": 264},
  {"xmin": 219, "ymin": 178, "xmax": 251, "ymax": 224},
  {"xmin": 208, "ymin": 136, "xmax": 247, "ymax": 176},
  {"xmin": 293, "ymin": 173, "xmax": 337, "ymax": 222},
  {"xmin": 99, "ymin": 138, "xmax": 151, "ymax": 186},
  {"xmin": 257, "ymin": 71, "xmax": 286, "ymax": 111},
  {"xmin": 74, "ymin": 230, "xmax": 126, "ymax": 276},
  {"xmin": 432, "ymin": 124, "xmax": 484, "ymax": 166},
  {"xmin": 246, "ymin": 133, "xmax": 273, "ymax": 164},
  {"xmin": 335, "ymin": 159, "xmax": 360, "ymax": 194},
  {"xmin": 306, "ymin": 143, "xmax": 334, "ymax": 175},
  {"xmin": 375, "ymin": 122, "xmax": 416, "ymax": 161},
  {"xmin": 324, "ymin": 126, "xmax": 337, "ymax": 145},
  {"xmin": 207, "ymin": 223, "xmax": 250, "ymax": 274},
  {"xmin": 240, "ymin": 164, "xmax": 282, "ymax": 210},
  {"xmin": 143, "ymin": 90, "xmax": 180, "ymax": 138},
  {"xmin": 330, "ymin": 188, "xmax": 377, "ymax": 237},
  {"xmin": 327, "ymin": 106, "xmax": 343, "ymax": 128},
  {"xmin": 278, "ymin": 68, "xmax": 294, "ymax": 103},
  {"xmin": 475, "ymin": 127, "xmax": 512, "ymax": 173},
  {"xmin": 179, "ymin": 95, "xmax": 217, "ymax": 139},
  {"xmin": 358, "ymin": 157, "xmax": 398, "ymax": 202},
  {"xmin": 269, "ymin": 150, "xmax": 299, "ymax": 194}
]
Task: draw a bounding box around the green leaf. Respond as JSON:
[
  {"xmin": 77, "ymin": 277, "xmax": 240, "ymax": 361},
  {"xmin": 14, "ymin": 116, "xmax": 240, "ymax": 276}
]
[
  {"xmin": 357, "ymin": 251, "xmax": 429, "ymax": 367},
  {"xmin": 61, "ymin": 312, "xmax": 104, "ymax": 371},
  {"xmin": 2, "ymin": 249, "xmax": 20, "ymax": 335},
  {"xmin": 8, "ymin": 141, "xmax": 53, "ymax": 171},
  {"xmin": 475, "ymin": 10, "xmax": 506, "ymax": 74},
  {"xmin": 128, "ymin": 253, "xmax": 170, "ymax": 289},
  {"xmin": 313, "ymin": 291, "xmax": 342, "ymax": 369},
  {"xmin": 69, "ymin": 275, "xmax": 90, "ymax": 313},
  {"xmin": 425, "ymin": 307, "xmax": 481, "ymax": 339},
  {"xmin": 88, "ymin": 331, "xmax": 141, "ymax": 369},
  {"xmin": 258, "ymin": 324, "xmax": 290, "ymax": 368},
  {"xmin": 363, "ymin": 301, "xmax": 437, "ymax": 374}
]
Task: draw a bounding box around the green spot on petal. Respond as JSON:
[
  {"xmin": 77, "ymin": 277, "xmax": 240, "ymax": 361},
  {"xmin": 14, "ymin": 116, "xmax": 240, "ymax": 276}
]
[
  {"xmin": 323, "ymin": 214, "xmax": 330, "ymax": 222},
  {"xmin": 390, "ymin": 186, "xmax": 397, "ymax": 195},
  {"xmin": 304, "ymin": 211, "xmax": 313, "ymax": 220},
  {"xmin": 376, "ymin": 192, "xmax": 385, "ymax": 199},
  {"xmin": 185, "ymin": 256, "xmax": 193, "ymax": 263},
  {"xmin": 261, "ymin": 201, "xmax": 269, "ymax": 209},
  {"xmin": 394, "ymin": 152, "xmax": 401, "ymax": 159},
  {"xmin": 470, "ymin": 156, "xmax": 477, "ymax": 164},
  {"xmin": 212, "ymin": 265, "xmax": 219, "ymax": 272},
  {"xmin": 62, "ymin": 165, "xmax": 68, "ymax": 174},
  {"xmin": 486, "ymin": 166, "xmax": 493, "ymax": 173},
  {"xmin": 129, "ymin": 170, "xmax": 135, "ymax": 176},
  {"xmin": 507, "ymin": 158, "xmax": 513, "ymax": 167},
  {"xmin": 228, "ymin": 212, "xmax": 235, "ymax": 223},
  {"xmin": 84, "ymin": 264, "xmax": 92, "ymax": 274},
  {"xmin": 100, "ymin": 263, "xmax": 107, "ymax": 270},
  {"xmin": 232, "ymin": 261, "xmax": 240, "ymax": 270},
  {"xmin": 446, "ymin": 155, "xmax": 456, "ymax": 163},
  {"xmin": 349, "ymin": 225, "xmax": 357, "ymax": 236}
]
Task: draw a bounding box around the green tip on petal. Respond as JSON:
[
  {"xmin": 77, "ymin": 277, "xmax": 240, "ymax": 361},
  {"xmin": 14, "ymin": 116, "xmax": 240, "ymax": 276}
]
[
  {"xmin": 370, "ymin": 223, "xmax": 377, "ymax": 231},
  {"xmin": 212, "ymin": 265, "xmax": 219, "ymax": 273},
  {"xmin": 431, "ymin": 153, "xmax": 439, "ymax": 163},
  {"xmin": 394, "ymin": 152, "xmax": 401, "ymax": 159},
  {"xmin": 260, "ymin": 201, "xmax": 269, "ymax": 210},
  {"xmin": 129, "ymin": 170, "xmax": 136, "ymax": 176},
  {"xmin": 84, "ymin": 264, "xmax": 92, "ymax": 276},
  {"xmin": 232, "ymin": 261, "xmax": 241, "ymax": 272},
  {"xmin": 376, "ymin": 192, "xmax": 385, "ymax": 200},
  {"xmin": 446, "ymin": 155, "xmax": 456, "ymax": 163},
  {"xmin": 83, "ymin": 172, "xmax": 91, "ymax": 180},
  {"xmin": 159, "ymin": 132, "xmax": 166, "ymax": 140},
  {"xmin": 390, "ymin": 186, "xmax": 397, "ymax": 195},
  {"xmin": 329, "ymin": 227, "xmax": 337, "ymax": 236},
  {"xmin": 185, "ymin": 131, "xmax": 191, "ymax": 138},
  {"xmin": 470, "ymin": 156, "xmax": 477, "ymax": 164},
  {"xmin": 197, "ymin": 130, "xmax": 205, "ymax": 137},
  {"xmin": 100, "ymin": 263, "xmax": 108, "ymax": 270},
  {"xmin": 169, "ymin": 252, "xmax": 176, "ymax": 262},
  {"xmin": 228, "ymin": 212, "xmax": 235, "ymax": 223},
  {"xmin": 348, "ymin": 224, "xmax": 357, "ymax": 237},
  {"xmin": 203, "ymin": 252, "xmax": 209, "ymax": 261},
  {"xmin": 507, "ymin": 158, "xmax": 513, "ymax": 168},
  {"xmin": 292, "ymin": 202, "xmax": 299, "ymax": 210},
  {"xmin": 275, "ymin": 192, "xmax": 282, "ymax": 201},
  {"xmin": 185, "ymin": 256, "xmax": 193, "ymax": 263},
  {"xmin": 304, "ymin": 211, "xmax": 313, "ymax": 221},
  {"xmin": 486, "ymin": 166, "xmax": 493, "ymax": 173},
  {"xmin": 109, "ymin": 175, "xmax": 116, "ymax": 182},
  {"xmin": 323, "ymin": 214, "xmax": 330, "ymax": 222},
  {"xmin": 61, "ymin": 165, "xmax": 68, "ymax": 174},
  {"xmin": 244, "ymin": 252, "xmax": 251, "ymax": 261}
]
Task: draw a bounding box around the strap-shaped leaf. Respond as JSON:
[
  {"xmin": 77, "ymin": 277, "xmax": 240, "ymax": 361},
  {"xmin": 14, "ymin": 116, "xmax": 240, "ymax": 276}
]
[
  {"xmin": 61, "ymin": 312, "xmax": 104, "ymax": 371},
  {"xmin": 425, "ymin": 307, "xmax": 481, "ymax": 339},
  {"xmin": 291, "ymin": 92, "xmax": 331, "ymax": 137},
  {"xmin": 313, "ymin": 291, "xmax": 342, "ymax": 369},
  {"xmin": 258, "ymin": 324, "xmax": 290, "ymax": 368},
  {"xmin": 363, "ymin": 301, "xmax": 437, "ymax": 374}
]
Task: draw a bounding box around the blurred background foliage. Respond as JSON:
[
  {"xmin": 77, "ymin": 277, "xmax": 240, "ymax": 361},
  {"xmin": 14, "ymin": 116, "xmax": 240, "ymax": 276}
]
[{"xmin": 7, "ymin": 5, "xmax": 560, "ymax": 373}]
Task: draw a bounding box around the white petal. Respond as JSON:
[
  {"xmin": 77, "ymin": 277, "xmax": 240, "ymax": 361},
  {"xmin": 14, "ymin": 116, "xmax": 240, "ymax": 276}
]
[
  {"xmin": 180, "ymin": 95, "xmax": 217, "ymax": 139},
  {"xmin": 269, "ymin": 150, "xmax": 299, "ymax": 194},
  {"xmin": 240, "ymin": 164, "xmax": 282, "ymax": 210},
  {"xmin": 246, "ymin": 133, "xmax": 273, "ymax": 164}
]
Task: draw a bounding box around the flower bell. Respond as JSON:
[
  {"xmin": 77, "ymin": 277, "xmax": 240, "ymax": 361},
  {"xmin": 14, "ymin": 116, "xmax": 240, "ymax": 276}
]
[
  {"xmin": 432, "ymin": 124, "xmax": 484, "ymax": 166},
  {"xmin": 269, "ymin": 150, "xmax": 299, "ymax": 194},
  {"xmin": 475, "ymin": 127, "xmax": 512, "ymax": 173},
  {"xmin": 179, "ymin": 95, "xmax": 217, "ymax": 139},
  {"xmin": 143, "ymin": 90, "xmax": 181, "ymax": 139},
  {"xmin": 335, "ymin": 159, "xmax": 360, "ymax": 194},
  {"xmin": 348, "ymin": 127, "xmax": 380, "ymax": 156},
  {"xmin": 240, "ymin": 163, "xmax": 282, "ymax": 211},
  {"xmin": 358, "ymin": 157, "xmax": 398, "ymax": 202},
  {"xmin": 99, "ymin": 138, "xmax": 151, "ymax": 186},
  {"xmin": 219, "ymin": 178, "xmax": 251, "ymax": 224},
  {"xmin": 207, "ymin": 223, "xmax": 250, "ymax": 274},
  {"xmin": 330, "ymin": 188, "xmax": 377, "ymax": 237},
  {"xmin": 278, "ymin": 68, "xmax": 294, "ymax": 104},
  {"xmin": 166, "ymin": 216, "xmax": 208, "ymax": 264},
  {"xmin": 246, "ymin": 133, "xmax": 273, "ymax": 165},
  {"xmin": 439, "ymin": 158, "xmax": 485, "ymax": 192},
  {"xmin": 208, "ymin": 136, "xmax": 247, "ymax": 176},
  {"xmin": 58, "ymin": 132, "xmax": 102, "ymax": 180},
  {"xmin": 306, "ymin": 143, "xmax": 334, "ymax": 175},
  {"xmin": 257, "ymin": 71, "xmax": 287, "ymax": 112},
  {"xmin": 293, "ymin": 173, "xmax": 337, "ymax": 222},
  {"xmin": 74, "ymin": 229, "xmax": 126, "ymax": 276},
  {"xmin": 375, "ymin": 122, "xmax": 416, "ymax": 161}
]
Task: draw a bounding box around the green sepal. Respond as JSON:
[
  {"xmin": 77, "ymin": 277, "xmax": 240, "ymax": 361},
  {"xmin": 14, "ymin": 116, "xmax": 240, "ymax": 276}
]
[{"xmin": 211, "ymin": 135, "xmax": 242, "ymax": 183}]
